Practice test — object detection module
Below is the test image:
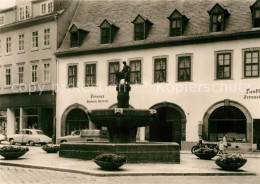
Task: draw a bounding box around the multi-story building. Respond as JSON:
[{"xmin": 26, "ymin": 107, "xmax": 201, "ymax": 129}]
[
  {"xmin": 55, "ymin": 0, "xmax": 260, "ymax": 151},
  {"xmin": 0, "ymin": 0, "xmax": 79, "ymax": 140}
]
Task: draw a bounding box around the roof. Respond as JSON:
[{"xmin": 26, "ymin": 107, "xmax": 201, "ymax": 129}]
[{"xmin": 57, "ymin": 0, "xmax": 259, "ymax": 55}]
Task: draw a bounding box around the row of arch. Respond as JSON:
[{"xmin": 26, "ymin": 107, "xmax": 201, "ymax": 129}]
[{"xmin": 60, "ymin": 99, "xmax": 252, "ymax": 144}]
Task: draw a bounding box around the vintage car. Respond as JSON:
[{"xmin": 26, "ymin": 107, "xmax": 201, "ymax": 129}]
[
  {"xmin": 8, "ymin": 129, "xmax": 52, "ymax": 146},
  {"xmin": 57, "ymin": 129, "xmax": 108, "ymax": 144},
  {"xmin": 0, "ymin": 134, "xmax": 7, "ymax": 143}
]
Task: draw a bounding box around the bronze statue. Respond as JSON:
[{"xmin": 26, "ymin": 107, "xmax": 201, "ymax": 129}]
[{"xmin": 116, "ymin": 61, "xmax": 131, "ymax": 84}]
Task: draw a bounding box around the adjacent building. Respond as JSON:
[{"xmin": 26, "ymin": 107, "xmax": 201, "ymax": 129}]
[
  {"xmin": 0, "ymin": 0, "xmax": 79, "ymax": 140},
  {"xmin": 55, "ymin": 0, "xmax": 260, "ymax": 151}
]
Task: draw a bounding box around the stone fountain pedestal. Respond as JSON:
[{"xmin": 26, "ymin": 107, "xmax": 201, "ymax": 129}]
[{"xmin": 59, "ymin": 84, "xmax": 180, "ymax": 163}]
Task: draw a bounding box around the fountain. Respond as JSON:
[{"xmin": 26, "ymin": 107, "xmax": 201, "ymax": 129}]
[{"xmin": 59, "ymin": 70, "xmax": 180, "ymax": 163}]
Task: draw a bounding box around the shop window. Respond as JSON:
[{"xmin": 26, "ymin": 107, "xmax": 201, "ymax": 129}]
[
  {"xmin": 178, "ymin": 56, "xmax": 191, "ymax": 81},
  {"xmin": 216, "ymin": 53, "xmax": 231, "ymax": 79},
  {"xmin": 244, "ymin": 50, "xmax": 259, "ymax": 77},
  {"xmin": 108, "ymin": 62, "xmax": 119, "ymax": 85},
  {"xmin": 168, "ymin": 9, "xmax": 189, "ymax": 36},
  {"xmin": 23, "ymin": 109, "xmax": 38, "ymax": 129},
  {"xmin": 154, "ymin": 57, "xmax": 167, "ymax": 83},
  {"xmin": 99, "ymin": 19, "xmax": 119, "ymax": 44},
  {"xmin": 208, "ymin": 3, "xmax": 230, "ymax": 32},
  {"xmin": 0, "ymin": 111, "xmax": 7, "ymax": 135},
  {"xmin": 132, "ymin": 14, "xmax": 153, "ymax": 41},
  {"xmin": 68, "ymin": 65, "xmax": 77, "ymax": 87},
  {"xmin": 251, "ymin": 0, "xmax": 260, "ymax": 27},
  {"xmin": 85, "ymin": 63, "xmax": 96, "ymax": 86},
  {"xmin": 129, "ymin": 60, "xmax": 141, "ymax": 84}
]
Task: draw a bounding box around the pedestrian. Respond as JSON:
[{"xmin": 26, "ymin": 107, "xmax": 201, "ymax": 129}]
[
  {"xmin": 217, "ymin": 141, "xmax": 226, "ymax": 155},
  {"xmin": 223, "ymin": 134, "xmax": 228, "ymax": 148}
]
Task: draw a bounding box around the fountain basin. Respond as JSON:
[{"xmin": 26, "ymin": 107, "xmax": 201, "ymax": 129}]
[
  {"xmin": 59, "ymin": 142, "xmax": 180, "ymax": 163},
  {"xmin": 88, "ymin": 108, "xmax": 157, "ymax": 143}
]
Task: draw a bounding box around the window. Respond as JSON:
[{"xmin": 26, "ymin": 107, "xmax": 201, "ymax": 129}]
[
  {"xmin": 19, "ymin": 6, "xmax": 30, "ymax": 20},
  {"xmin": 69, "ymin": 24, "xmax": 88, "ymax": 47},
  {"xmin": 208, "ymin": 4, "xmax": 230, "ymax": 32},
  {"xmin": 101, "ymin": 28, "xmax": 110, "ymax": 44},
  {"xmin": 18, "ymin": 34, "xmax": 24, "ymax": 51},
  {"xmin": 216, "ymin": 53, "xmax": 231, "ymax": 79},
  {"xmin": 68, "ymin": 65, "xmax": 77, "ymax": 87},
  {"xmin": 129, "ymin": 60, "xmax": 141, "ymax": 83},
  {"xmin": 251, "ymin": 0, "xmax": 260, "ymax": 27},
  {"xmin": 178, "ymin": 56, "xmax": 191, "ymax": 81},
  {"xmin": 32, "ymin": 31, "xmax": 38, "ymax": 49},
  {"xmin": 6, "ymin": 37, "xmax": 11, "ymax": 54},
  {"xmin": 135, "ymin": 23, "xmax": 145, "ymax": 40},
  {"xmin": 132, "ymin": 14, "xmax": 153, "ymax": 41},
  {"xmin": 42, "ymin": 3, "xmax": 46, "ymax": 14},
  {"xmin": 43, "ymin": 63, "xmax": 50, "ymax": 83},
  {"xmin": 18, "ymin": 66, "xmax": 24, "ymax": 84},
  {"xmin": 154, "ymin": 58, "xmax": 167, "ymax": 83},
  {"xmin": 41, "ymin": 1, "xmax": 52, "ymax": 14},
  {"xmin": 168, "ymin": 10, "xmax": 189, "ymax": 37},
  {"xmin": 85, "ymin": 63, "xmax": 96, "ymax": 86},
  {"xmin": 244, "ymin": 51, "xmax": 259, "ymax": 77},
  {"xmin": 5, "ymin": 68, "xmax": 11, "ymax": 86},
  {"xmin": 0, "ymin": 16, "xmax": 4, "ymax": 25},
  {"xmin": 44, "ymin": 28, "xmax": 50, "ymax": 47},
  {"xmin": 31, "ymin": 65, "xmax": 38, "ymax": 83},
  {"xmin": 48, "ymin": 1, "xmax": 53, "ymax": 13},
  {"xmin": 108, "ymin": 62, "xmax": 119, "ymax": 85}
]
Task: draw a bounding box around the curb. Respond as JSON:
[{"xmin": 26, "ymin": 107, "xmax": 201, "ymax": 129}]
[{"xmin": 0, "ymin": 161, "xmax": 257, "ymax": 177}]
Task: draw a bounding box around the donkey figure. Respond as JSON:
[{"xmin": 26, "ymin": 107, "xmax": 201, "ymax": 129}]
[{"xmin": 116, "ymin": 71, "xmax": 130, "ymax": 84}]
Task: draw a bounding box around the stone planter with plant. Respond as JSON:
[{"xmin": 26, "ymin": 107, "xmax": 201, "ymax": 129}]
[
  {"xmin": 0, "ymin": 145, "xmax": 29, "ymax": 159},
  {"xmin": 42, "ymin": 144, "xmax": 60, "ymax": 153},
  {"xmin": 215, "ymin": 154, "xmax": 247, "ymax": 171},
  {"xmin": 93, "ymin": 153, "xmax": 127, "ymax": 170}
]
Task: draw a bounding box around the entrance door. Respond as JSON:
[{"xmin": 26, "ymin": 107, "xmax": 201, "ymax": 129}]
[
  {"xmin": 65, "ymin": 108, "xmax": 89, "ymax": 135},
  {"xmin": 149, "ymin": 107, "xmax": 182, "ymax": 144}
]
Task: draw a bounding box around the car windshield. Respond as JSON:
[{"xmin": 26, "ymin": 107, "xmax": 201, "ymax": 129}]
[{"xmin": 36, "ymin": 130, "xmax": 44, "ymax": 135}]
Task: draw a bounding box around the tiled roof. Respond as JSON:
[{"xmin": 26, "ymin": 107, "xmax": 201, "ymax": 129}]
[{"xmin": 57, "ymin": 0, "xmax": 258, "ymax": 54}]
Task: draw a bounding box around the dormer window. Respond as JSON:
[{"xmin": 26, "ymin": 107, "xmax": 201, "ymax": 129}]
[
  {"xmin": 168, "ymin": 10, "xmax": 189, "ymax": 36},
  {"xmin": 69, "ymin": 24, "xmax": 88, "ymax": 48},
  {"xmin": 251, "ymin": 0, "xmax": 260, "ymax": 27},
  {"xmin": 99, "ymin": 19, "xmax": 119, "ymax": 44},
  {"xmin": 208, "ymin": 3, "xmax": 230, "ymax": 32},
  {"xmin": 132, "ymin": 14, "xmax": 153, "ymax": 41}
]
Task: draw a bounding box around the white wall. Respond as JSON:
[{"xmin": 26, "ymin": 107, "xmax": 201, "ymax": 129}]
[{"xmin": 56, "ymin": 38, "xmax": 260, "ymax": 141}]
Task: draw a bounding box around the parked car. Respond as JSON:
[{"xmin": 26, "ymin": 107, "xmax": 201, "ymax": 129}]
[
  {"xmin": 8, "ymin": 129, "xmax": 52, "ymax": 146},
  {"xmin": 0, "ymin": 134, "xmax": 7, "ymax": 144},
  {"xmin": 57, "ymin": 129, "xmax": 108, "ymax": 144}
]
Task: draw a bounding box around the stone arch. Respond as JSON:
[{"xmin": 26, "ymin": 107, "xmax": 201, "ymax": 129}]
[
  {"xmin": 60, "ymin": 103, "xmax": 88, "ymax": 137},
  {"xmin": 146, "ymin": 101, "xmax": 187, "ymax": 142},
  {"xmin": 108, "ymin": 103, "xmax": 134, "ymax": 109},
  {"xmin": 203, "ymin": 99, "xmax": 253, "ymax": 142}
]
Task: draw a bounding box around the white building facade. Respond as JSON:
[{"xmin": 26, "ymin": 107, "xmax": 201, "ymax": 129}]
[{"xmin": 56, "ymin": 0, "xmax": 260, "ymax": 151}]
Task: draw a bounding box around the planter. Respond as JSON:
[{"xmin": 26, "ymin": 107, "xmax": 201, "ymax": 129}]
[
  {"xmin": 215, "ymin": 161, "xmax": 247, "ymax": 171},
  {"xmin": 194, "ymin": 152, "xmax": 217, "ymax": 160},
  {"xmin": 93, "ymin": 159, "xmax": 125, "ymax": 170},
  {"xmin": 42, "ymin": 144, "xmax": 60, "ymax": 153},
  {"xmin": 0, "ymin": 146, "xmax": 29, "ymax": 159}
]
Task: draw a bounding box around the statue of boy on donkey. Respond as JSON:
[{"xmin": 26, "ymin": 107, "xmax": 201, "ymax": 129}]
[{"xmin": 116, "ymin": 61, "xmax": 131, "ymax": 84}]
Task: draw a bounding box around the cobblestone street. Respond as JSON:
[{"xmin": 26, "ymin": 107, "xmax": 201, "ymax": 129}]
[{"xmin": 0, "ymin": 165, "xmax": 260, "ymax": 184}]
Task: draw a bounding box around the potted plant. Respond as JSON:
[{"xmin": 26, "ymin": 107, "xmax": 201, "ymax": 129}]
[
  {"xmin": 93, "ymin": 153, "xmax": 127, "ymax": 170},
  {"xmin": 42, "ymin": 144, "xmax": 60, "ymax": 153},
  {"xmin": 215, "ymin": 154, "xmax": 247, "ymax": 171},
  {"xmin": 193, "ymin": 147, "xmax": 217, "ymax": 160},
  {"xmin": 0, "ymin": 145, "xmax": 29, "ymax": 159}
]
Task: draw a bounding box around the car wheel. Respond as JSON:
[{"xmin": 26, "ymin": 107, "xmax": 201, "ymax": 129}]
[
  {"xmin": 28, "ymin": 141, "xmax": 35, "ymax": 146},
  {"xmin": 191, "ymin": 146, "xmax": 199, "ymax": 154},
  {"xmin": 9, "ymin": 139, "xmax": 15, "ymax": 145},
  {"xmin": 60, "ymin": 140, "xmax": 67, "ymax": 143}
]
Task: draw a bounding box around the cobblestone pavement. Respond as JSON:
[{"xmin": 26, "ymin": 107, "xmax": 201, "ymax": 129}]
[{"xmin": 0, "ymin": 165, "xmax": 260, "ymax": 184}]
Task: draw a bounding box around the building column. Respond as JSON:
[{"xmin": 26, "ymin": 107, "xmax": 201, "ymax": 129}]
[
  {"xmin": 139, "ymin": 127, "xmax": 145, "ymax": 141},
  {"xmin": 7, "ymin": 108, "xmax": 15, "ymax": 135},
  {"xmin": 19, "ymin": 108, "xmax": 23, "ymax": 131}
]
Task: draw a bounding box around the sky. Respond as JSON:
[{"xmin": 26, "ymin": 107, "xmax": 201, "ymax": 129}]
[{"xmin": 0, "ymin": 0, "xmax": 16, "ymax": 9}]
